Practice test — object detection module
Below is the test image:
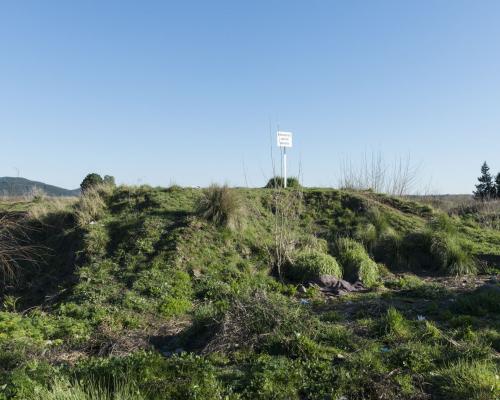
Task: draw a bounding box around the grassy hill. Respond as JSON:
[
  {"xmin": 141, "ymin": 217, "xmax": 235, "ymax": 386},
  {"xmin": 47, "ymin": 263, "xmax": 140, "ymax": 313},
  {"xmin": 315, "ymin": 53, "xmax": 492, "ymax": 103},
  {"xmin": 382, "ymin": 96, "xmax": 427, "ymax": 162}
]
[
  {"xmin": 0, "ymin": 177, "xmax": 80, "ymax": 197},
  {"xmin": 0, "ymin": 185, "xmax": 498, "ymax": 399}
]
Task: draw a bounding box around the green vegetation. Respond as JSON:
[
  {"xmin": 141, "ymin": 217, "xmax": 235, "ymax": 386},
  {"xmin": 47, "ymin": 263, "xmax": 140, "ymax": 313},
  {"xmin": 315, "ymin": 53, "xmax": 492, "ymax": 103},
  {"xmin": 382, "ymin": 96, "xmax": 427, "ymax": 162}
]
[
  {"xmin": 474, "ymin": 161, "xmax": 498, "ymax": 200},
  {"xmin": 285, "ymin": 250, "xmax": 342, "ymax": 282},
  {"xmin": 196, "ymin": 184, "xmax": 244, "ymax": 230},
  {"xmin": 265, "ymin": 176, "xmax": 301, "ymax": 188},
  {"xmin": 336, "ymin": 237, "xmax": 380, "ymax": 287},
  {"xmin": 0, "ymin": 185, "xmax": 499, "ymax": 399}
]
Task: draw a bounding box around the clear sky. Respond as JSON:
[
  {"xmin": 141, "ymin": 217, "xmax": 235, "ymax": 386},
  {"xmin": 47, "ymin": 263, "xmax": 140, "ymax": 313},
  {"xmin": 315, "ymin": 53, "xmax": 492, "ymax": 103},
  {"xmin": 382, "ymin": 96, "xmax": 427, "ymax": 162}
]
[{"xmin": 1, "ymin": 1, "xmax": 499, "ymax": 193}]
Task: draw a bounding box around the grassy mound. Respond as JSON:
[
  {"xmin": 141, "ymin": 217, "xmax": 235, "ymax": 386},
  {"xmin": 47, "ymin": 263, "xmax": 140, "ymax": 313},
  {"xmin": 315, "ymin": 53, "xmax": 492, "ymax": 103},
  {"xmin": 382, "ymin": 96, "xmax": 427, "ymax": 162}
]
[
  {"xmin": 285, "ymin": 250, "xmax": 342, "ymax": 282},
  {"xmin": 336, "ymin": 237, "xmax": 380, "ymax": 287},
  {"xmin": 1, "ymin": 186, "xmax": 500, "ymax": 399}
]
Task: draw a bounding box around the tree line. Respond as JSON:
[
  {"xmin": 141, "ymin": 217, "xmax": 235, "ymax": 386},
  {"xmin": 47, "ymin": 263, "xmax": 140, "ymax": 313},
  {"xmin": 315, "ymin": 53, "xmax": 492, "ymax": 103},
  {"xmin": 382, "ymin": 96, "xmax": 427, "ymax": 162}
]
[{"xmin": 474, "ymin": 162, "xmax": 500, "ymax": 200}]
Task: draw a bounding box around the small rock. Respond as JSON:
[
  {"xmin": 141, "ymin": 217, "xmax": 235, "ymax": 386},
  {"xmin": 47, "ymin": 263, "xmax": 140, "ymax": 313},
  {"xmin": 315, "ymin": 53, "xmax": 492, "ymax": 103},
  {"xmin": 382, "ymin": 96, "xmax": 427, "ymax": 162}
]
[
  {"xmin": 192, "ymin": 268, "xmax": 202, "ymax": 278},
  {"xmin": 297, "ymin": 285, "xmax": 307, "ymax": 294}
]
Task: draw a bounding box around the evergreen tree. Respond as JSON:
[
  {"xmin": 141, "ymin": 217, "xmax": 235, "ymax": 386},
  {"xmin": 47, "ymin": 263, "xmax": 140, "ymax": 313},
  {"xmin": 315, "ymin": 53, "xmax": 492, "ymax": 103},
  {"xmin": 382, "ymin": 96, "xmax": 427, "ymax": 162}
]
[
  {"xmin": 496, "ymin": 172, "xmax": 500, "ymax": 199},
  {"xmin": 474, "ymin": 162, "xmax": 495, "ymax": 200}
]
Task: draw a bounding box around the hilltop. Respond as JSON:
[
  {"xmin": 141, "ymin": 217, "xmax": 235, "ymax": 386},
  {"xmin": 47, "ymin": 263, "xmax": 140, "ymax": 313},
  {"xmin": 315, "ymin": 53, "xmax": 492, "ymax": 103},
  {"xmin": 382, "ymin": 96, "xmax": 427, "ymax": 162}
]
[
  {"xmin": 0, "ymin": 185, "xmax": 498, "ymax": 399},
  {"xmin": 0, "ymin": 177, "xmax": 80, "ymax": 197}
]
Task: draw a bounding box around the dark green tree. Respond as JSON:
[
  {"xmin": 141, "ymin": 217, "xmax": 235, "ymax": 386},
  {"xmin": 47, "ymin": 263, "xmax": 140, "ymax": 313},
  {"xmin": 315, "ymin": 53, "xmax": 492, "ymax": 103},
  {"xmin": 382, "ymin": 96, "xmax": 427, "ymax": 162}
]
[
  {"xmin": 80, "ymin": 173, "xmax": 103, "ymax": 193},
  {"xmin": 496, "ymin": 172, "xmax": 500, "ymax": 199},
  {"xmin": 103, "ymin": 175, "xmax": 116, "ymax": 186},
  {"xmin": 474, "ymin": 162, "xmax": 495, "ymax": 200}
]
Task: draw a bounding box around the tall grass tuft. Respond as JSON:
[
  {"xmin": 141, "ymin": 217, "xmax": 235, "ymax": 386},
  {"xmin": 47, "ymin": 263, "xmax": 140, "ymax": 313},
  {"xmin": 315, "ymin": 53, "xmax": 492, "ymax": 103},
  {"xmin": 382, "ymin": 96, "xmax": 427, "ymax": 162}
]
[
  {"xmin": 74, "ymin": 183, "xmax": 113, "ymax": 227},
  {"xmin": 432, "ymin": 360, "xmax": 499, "ymax": 400},
  {"xmin": 24, "ymin": 377, "xmax": 146, "ymax": 400},
  {"xmin": 430, "ymin": 233, "xmax": 477, "ymax": 276},
  {"xmin": 286, "ymin": 250, "xmax": 342, "ymax": 282},
  {"xmin": 196, "ymin": 184, "xmax": 244, "ymax": 230},
  {"xmin": 335, "ymin": 237, "xmax": 379, "ymax": 287}
]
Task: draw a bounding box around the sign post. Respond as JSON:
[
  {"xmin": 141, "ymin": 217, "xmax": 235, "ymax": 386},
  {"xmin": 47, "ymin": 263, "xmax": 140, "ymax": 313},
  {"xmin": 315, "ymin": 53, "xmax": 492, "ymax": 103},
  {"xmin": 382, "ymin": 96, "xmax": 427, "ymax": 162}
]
[{"xmin": 277, "ymin": 131, "xmax": 293, "ymax": 188}]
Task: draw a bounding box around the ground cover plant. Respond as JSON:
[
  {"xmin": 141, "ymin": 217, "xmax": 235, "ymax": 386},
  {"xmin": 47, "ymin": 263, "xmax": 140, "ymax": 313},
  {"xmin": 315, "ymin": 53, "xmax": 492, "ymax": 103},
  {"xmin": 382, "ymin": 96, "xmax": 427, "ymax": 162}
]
[{"xmin": 0, "ymin": 185, "xmax": 499, "ymax": 399}]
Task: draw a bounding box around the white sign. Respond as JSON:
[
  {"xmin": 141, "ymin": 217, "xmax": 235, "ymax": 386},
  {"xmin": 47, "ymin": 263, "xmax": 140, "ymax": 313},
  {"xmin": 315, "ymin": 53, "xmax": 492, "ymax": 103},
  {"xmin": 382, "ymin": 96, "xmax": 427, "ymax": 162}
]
[{"xmin": 277, "ymin": 131, "xmax": 293, "ymax": 148}]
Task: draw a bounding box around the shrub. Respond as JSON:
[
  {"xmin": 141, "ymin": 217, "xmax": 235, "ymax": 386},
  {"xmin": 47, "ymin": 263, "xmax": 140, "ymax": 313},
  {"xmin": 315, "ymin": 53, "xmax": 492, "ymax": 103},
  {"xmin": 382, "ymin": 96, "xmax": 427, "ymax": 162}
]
[
  {"xmin": 335, "ymin": 238, "xmax": 380, "ymax": 287},
  {"xmin": 265, "ymin": 176, "xmax": 301, "ymax": 189},
  {"xmin": 432, "ymin": 360, "xmax": 499, "ymax": 400},
  {"xmin": 196, "ymin": 184, "xmax": 243, "ymax": 229},
  {"xmin": 285, "ymin": 250, "xmax": 342, "ymax": 282}
]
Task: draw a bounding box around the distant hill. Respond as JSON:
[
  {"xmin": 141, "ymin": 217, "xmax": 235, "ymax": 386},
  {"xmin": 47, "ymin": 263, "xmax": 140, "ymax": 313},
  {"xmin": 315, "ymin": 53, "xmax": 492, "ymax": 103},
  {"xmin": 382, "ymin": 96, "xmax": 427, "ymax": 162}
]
[{"xmin": 0, "ymin": 177, "xmax": 80, "ymax": 197}]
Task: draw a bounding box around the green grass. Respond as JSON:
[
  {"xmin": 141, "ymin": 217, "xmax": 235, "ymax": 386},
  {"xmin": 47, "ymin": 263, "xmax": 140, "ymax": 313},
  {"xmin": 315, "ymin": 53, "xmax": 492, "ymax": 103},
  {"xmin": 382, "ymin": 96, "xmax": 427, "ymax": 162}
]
[
  {"xmin": 1, "ymin": 186, "xmax": 500, "ymax": 400},
  {"xmin": 285, "ymin": 250, "xmax": 342, "ymax": 282},
  {"xmin": 433, "ymin": 360, "xmax": 499, "ymax": 400},
  {"xmin": 335, "ymin": 237, "xmax": 380, "ymax": 287}
]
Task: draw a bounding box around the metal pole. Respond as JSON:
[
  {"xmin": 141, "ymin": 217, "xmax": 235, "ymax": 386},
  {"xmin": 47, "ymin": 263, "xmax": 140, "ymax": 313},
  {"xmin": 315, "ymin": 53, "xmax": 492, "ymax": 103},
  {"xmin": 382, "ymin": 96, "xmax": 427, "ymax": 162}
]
[{"xmin": 284, "ymin": 147, "xmax": 287, "ymax": 188}]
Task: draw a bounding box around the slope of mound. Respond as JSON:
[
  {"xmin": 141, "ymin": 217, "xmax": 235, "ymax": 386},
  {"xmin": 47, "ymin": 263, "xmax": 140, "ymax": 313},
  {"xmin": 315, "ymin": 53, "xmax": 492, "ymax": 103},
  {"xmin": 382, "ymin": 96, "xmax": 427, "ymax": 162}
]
[{"xmin": 0, "ymin": 186, "xmax": 498, "ymax": 399}]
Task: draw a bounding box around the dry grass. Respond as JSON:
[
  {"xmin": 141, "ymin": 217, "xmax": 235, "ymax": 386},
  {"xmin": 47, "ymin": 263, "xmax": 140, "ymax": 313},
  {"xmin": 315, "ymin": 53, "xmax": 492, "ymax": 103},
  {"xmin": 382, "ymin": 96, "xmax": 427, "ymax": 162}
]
[
  {"xmin": 74, "ymin": 184, "xmax": 113, "ymax": 227},
  {"xmin": 0, "ymin": 214, "xmax": 41, "ymax": 282},
  {"xmin": 27, "ymin": 197, "xmax": 78, "ymax": 222},
  {"xmin": 196, "ymin": 184, "xmax": 244, "ymax": 230}
]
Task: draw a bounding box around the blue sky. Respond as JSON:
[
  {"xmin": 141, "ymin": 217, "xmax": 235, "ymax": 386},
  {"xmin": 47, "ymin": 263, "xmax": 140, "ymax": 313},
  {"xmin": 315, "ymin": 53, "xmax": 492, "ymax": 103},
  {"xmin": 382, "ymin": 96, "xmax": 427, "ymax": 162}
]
[{"xmin": 1, "ymin": 1, "xmax": 499, "ymax": 193}]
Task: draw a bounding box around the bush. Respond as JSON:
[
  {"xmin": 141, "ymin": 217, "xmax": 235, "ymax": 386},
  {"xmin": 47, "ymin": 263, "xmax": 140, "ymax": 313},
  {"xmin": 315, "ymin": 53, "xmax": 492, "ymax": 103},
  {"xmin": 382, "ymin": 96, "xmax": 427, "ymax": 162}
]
[
  {"xmin": 432, "ymin": 360, "xmax": 499, "ymax": 400},
  {"xmin": 265, "ymin": 176, "xmax": 301, "ymax": 189},
  {"xmin": 196, "ymin": 184, "xmax": 243, "ymax": 229},
  {"xmin": 335, "ymin": 238, "xmax": 379, "ymax": 287},
  {"xmin": 285, "ymin": 250, "xmax": 342, "ymax": 282}
]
